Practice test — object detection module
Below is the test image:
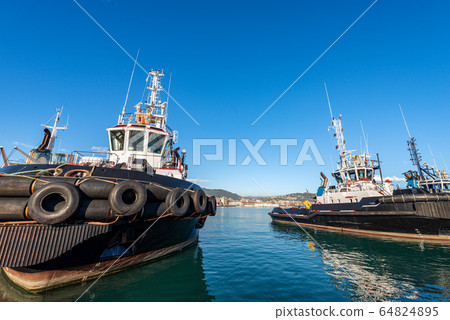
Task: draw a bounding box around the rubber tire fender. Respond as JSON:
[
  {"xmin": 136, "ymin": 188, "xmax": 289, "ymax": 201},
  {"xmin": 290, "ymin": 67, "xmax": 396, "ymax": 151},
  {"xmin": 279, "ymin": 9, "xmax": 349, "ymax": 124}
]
[
  {"xmin": 191, "ymin": 189, "xmax": 207, "ymax": 213},
  {"xmin": 207, "ymin": 196, "xmax": 217, "ymax": 216},
  {"xmin": 165, "ymin": 188, "xmax": 190, "ymax": 217},
  {"xmin": 109, "ymin": 181, "xmax": 147, "ymax": 216},
  {"xmin": 28, "ymin": 182, "xmax": 81, "ymax": 224}
]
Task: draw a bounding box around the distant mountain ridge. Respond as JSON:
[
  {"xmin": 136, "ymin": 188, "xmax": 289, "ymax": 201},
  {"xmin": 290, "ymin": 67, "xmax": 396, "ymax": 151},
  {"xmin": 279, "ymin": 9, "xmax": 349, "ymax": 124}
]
[
  {"xmin": 204, "ymin": 189, "xmax": 314, "ymax": 201},
  {"xmin": 204, "ymin": 189, "xmax": 242, "ymax": 200},
  {"xmin": 259, "ymin": 192, "xmax": 315, "ymax": 202}
]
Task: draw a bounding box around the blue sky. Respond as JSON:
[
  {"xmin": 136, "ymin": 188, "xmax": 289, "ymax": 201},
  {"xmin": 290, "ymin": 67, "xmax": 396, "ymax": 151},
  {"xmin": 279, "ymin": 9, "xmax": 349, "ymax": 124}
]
[{"xmin": 0, "ymin": 0, "xmax": 449, "ymax": 196}]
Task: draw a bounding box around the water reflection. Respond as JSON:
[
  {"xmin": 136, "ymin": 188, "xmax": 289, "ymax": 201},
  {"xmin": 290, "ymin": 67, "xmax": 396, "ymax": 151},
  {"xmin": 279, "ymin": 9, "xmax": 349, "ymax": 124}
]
[
  {"xmin": 270, "ymin": 223, "xmax": 450, "ymax": 301},
  {"xmin": 0, "ymin": 245, "xmax": 214, "ymax": 302}
]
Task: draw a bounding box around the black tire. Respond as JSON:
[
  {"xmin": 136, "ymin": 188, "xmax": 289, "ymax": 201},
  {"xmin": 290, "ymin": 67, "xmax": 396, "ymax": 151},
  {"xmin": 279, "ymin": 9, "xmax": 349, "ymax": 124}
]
[
  {"xmin": 109, "ymin": 181, "xmax": 147, "ymax": 216},
  {"xmin": 0, "ymin": 177, "xmax": 33, "ymax": 197},
  {"xmin": 207, "ymin": 196, "xmax": 217, "ymax": 216},
  {"xmin": 191, "ymin": 189, "xmax": 207, "ymax": 213},
  {"xmin": 79, "ymin": 179, "xmax": 115, "ymax": 199},
  {"xmin": 165, "ymin": 188, "xmax": 190, "ymax": 217},
  {"xmin": 0, "ymin": 198, "xmax": 29, "ymax": 221},
  {"xmin": 28, "ymin": 182, "xmax": 80, "ymax": 224},
  {"xmin": 74, "ymin": 199, "xmax": 111, "ymax": 221}
]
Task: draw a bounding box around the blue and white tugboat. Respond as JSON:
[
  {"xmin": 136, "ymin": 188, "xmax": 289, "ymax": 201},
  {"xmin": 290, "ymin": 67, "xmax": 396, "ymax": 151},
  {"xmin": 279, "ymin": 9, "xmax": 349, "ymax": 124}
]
[
  {"xmin": 402, "ymin": 138, "xmax": 450, "ymax": 193},
  {"xmin": 0, "ymin": 70, "xmax": 215, "ymax": 292},
  {"xmin": 398, "ymin": 105, "xmax": 449, "ymax": 193},
  {"xmin": 269, "ymin": 114, "xmax": 450, "ymax": 241}
]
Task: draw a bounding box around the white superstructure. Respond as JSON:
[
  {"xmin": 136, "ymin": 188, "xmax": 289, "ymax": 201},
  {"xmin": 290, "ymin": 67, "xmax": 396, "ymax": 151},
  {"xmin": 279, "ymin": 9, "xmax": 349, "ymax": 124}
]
[
  {"xmin": 316, "ymin": 115, "xmax": 393, "ymax": 204},
  {"xmin": 107, "ymin": 70, "xmax": 187, "ymax": 179}
]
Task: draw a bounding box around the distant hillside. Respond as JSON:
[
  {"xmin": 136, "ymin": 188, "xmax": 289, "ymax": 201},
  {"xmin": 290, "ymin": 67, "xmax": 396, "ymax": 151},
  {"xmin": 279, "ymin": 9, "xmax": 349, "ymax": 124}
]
[
  {"xmin": 259, "ymin": 192, "xmax": 315, "ymax": 202},
  {"xmin": 204, "ymin": 189, "xmax": 242, "ymax": 200},
  {"xmin": 203, "ymin": 189, "xmax": 314, "ymax": 202}
]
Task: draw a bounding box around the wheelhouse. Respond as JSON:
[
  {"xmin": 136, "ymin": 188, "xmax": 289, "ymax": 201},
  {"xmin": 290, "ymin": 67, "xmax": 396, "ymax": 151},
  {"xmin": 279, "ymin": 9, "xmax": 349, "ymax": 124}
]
[
  {"xmin": 417, "ymin": 179, "xmax": 450, "ymax": 193},
  {"xmin": 107, "ymin": 125, "xmax": 172, "ymax": 169}
]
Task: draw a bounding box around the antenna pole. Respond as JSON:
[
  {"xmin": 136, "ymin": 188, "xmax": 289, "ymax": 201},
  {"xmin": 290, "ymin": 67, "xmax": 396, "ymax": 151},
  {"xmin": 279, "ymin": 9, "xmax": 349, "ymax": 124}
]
[
  {"xmin": 399, "ymin": 104, "xmax": 412, "ymax": 138},
  {"xmin": 166, "ymin": 72, "xmax": 172, "ymax": 119},
  {"xmin": 121, "ymin": 49, "xmax": 140, "ymax": 124},
  {"xmin": 360, "ymin": 120, "xmax": 369, "ymax": 156},
  {"xmin": 377, "ymin": 153, "xmax": 383, "ymax": 183},
  {"xmin": 329, "ymin": 154, "xmax": 334, "ymax": 171},
  {"xmin": 428, "ymin": 144, "xmax": 439, "ymax": 176},
  {"xmin": 440, "ymin": 152, "xmax": 450, "ymax": 173},
  {"xmin": 324, "ymin": 82, "xmax": 333, "ymax": 121}
]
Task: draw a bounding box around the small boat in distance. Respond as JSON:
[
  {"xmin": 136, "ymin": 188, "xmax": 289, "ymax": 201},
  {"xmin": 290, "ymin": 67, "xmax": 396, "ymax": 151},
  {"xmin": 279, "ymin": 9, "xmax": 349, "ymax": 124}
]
[
  {"xmin": 0, "ymin": 70, "xmax": 216, "ymax": 292},
  {"xmin": 270, "ymin": 111, "xmax": 450, "ymax": 242}
]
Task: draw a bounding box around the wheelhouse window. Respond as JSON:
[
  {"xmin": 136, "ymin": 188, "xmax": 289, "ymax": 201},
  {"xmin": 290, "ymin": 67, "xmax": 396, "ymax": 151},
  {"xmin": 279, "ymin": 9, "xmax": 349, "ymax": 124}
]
[
  {"xmin": 367, "ymin": 169, "xmax": 373, "ymax": 180},
  {"xmin": 333, "ymin": 172, "xmax": 343, "ymax": 183},
  {"xmin": 128, "ymin": 130, "xmax": 145, "ymax": 151},
  {"xmin": 443, "ymin": 183, "xmax": 450, "ymax": 191},
  {"xmin": 161, "ymin": 139, "xmax": 171, "ymax": 157},
  {"xmin": 50, "ymin": 153, "xmax": 68, "ymax": 164},
  {"xmin": 358, "ymin": 169, "xmax": 365, "ymax": 180},
  {"xmin": 148, "ymin": 132, "xmax": 166, "ymax": 154},
  {"xmin": 110, "ymin": 130, "xmax": 125, "ymax": 151},
  {"xmin": 348, "ymin": 170, "xmax": 357, "ymax": 181}
]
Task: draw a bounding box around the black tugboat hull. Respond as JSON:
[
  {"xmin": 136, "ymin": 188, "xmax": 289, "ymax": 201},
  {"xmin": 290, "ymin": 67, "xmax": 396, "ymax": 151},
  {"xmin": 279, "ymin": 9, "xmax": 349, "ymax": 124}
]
[
  {"xmin": 269, "ymin": 194, "xmax": 450, "ymax": 241},
  {"xmin": 2, "ymin": 218, "xmax": 201, "ymax": 292},
  {"xmin": 3, "ymin": 236, "xmax": 199, "ymax": 292},
  {"xmin": 0, "ymin": 164, "xmax": 212, "ymax": 292},
  {"xmin": 269, "ymin": 212, "xmax": 450, "ymax": 241}
]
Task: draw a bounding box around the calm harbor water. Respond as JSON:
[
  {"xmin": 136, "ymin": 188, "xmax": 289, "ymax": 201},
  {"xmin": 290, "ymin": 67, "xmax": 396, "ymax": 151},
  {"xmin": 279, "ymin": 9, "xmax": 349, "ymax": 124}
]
[{"xmin": 1, "ymin": 207, "xmax": 449, "ymax": 302}]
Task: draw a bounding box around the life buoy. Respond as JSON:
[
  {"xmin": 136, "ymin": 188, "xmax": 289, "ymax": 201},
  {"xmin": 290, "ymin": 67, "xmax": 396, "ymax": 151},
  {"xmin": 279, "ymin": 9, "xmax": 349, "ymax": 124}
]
[
  {"xmin": 28, "ymin": 182, "xmax": 80, "ymax": 224},
  {"xmin": 207, "ymin": 196, "xmax": 217, "ymax": 216},
  {"xmin": 191, "ymin": 189, "xmax": 207, "ymax": 213},
  {"xmin": 165, "ymin": 188, "xmax": 190, "ymax": 217},
  {"xmin": 109, "ymin": 181, "xmax": 147, "ymax": 216},
  {"xmin": 347, "ymin": 180, "xmax": 352, "ymax": 187}
]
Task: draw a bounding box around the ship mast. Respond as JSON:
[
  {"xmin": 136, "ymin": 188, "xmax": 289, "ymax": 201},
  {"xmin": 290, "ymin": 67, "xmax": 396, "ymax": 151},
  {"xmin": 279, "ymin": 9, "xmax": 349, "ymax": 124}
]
[
  {"xmin": 143, "ymin": 70, "xmax": 167, "ymax": 130},
  {"xmin": 407, "ymin": 137, "xmax": 424, "ymax": 179},
  {"xmin": 331, "ymin": 116, "xmax": 352, "ymax": 169},
  {"xmin": 41, "ymin": 108, "xmax": 68, "ymax": 152},
  {"xmin": 324, "ymin": 83, "xmax": 351, "ymax": 170}
]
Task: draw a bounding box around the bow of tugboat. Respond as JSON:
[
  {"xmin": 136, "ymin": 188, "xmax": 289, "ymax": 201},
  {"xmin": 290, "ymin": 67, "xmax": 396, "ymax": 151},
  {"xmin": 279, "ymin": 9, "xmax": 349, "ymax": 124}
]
[{"xmin": 0, "ymin": 71, "xmax": 216, "ymax": 292}]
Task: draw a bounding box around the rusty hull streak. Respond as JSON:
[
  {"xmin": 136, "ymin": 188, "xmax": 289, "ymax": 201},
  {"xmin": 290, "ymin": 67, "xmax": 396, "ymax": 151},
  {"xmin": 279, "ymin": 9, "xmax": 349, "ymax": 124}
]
[{"xmin": 3, "ymin": 235, "xmax": 198, "ymax": 292}]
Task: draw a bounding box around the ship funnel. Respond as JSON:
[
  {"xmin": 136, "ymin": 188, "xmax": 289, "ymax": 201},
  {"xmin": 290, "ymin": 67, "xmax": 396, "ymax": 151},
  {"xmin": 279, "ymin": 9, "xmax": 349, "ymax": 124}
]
[
  {"xmin": 37, "ymin": 129, "xmax": 51, "ymax": 151},
  {"xmin": 320, "ymin": 172, "xmax": 328, "ymax": 188}
]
